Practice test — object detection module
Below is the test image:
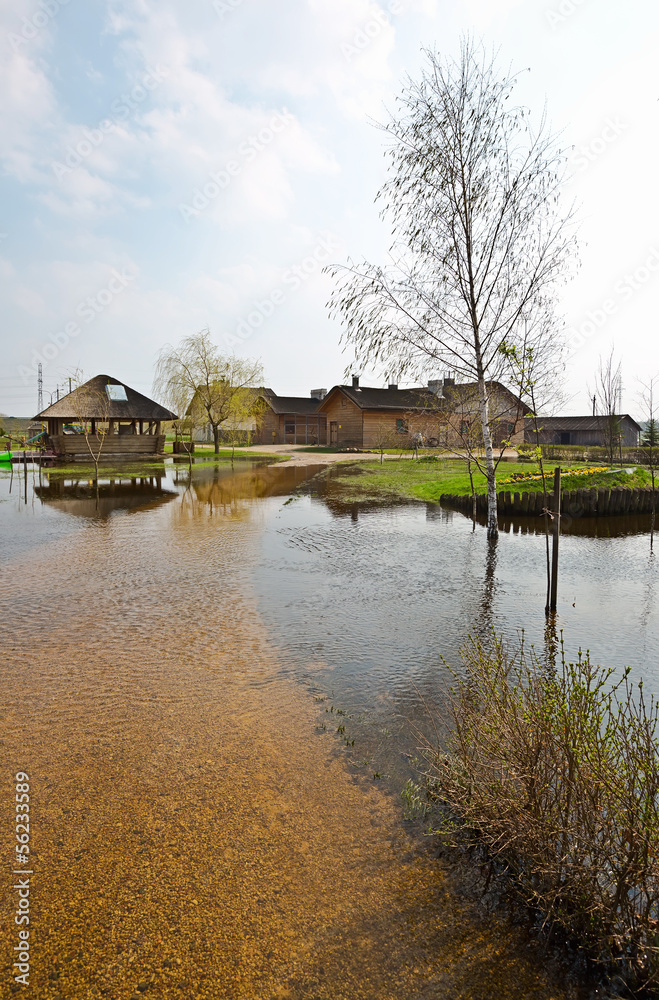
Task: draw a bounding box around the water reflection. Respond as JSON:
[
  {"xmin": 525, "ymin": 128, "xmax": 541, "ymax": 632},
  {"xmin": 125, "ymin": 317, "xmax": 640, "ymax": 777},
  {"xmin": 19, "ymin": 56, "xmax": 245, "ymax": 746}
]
[
  {"xmin": 253, "ymin": 473, "xmax": 659, "ymax": 795},
  {"xmin": 0, "ymin": 459, "xmax": 645, "ymax": 998},
  {"xmin": 34, "ymin": 469, "xmax": 176, "ymax": 519}
]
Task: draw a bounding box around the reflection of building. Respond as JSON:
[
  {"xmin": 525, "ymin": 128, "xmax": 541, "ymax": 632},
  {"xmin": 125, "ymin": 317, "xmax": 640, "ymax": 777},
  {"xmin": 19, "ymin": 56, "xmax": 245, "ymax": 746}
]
[
  {"xmin": 34, "ymin": 472, "xmax": 176, "ymax": 519},
  {"xmin": 525, "ymin": 415, "xmax": 641, "ymax": 447},
  {"xmin": 35, "ymin": 375, "xmax": 177, "ymax": 459}
]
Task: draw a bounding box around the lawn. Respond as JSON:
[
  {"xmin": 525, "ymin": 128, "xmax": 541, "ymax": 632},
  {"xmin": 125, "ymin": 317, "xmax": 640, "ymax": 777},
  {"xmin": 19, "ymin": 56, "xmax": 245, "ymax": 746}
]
[{"xmin": 328, "ymin": 458, "xmax": 654, "ymax": 505}]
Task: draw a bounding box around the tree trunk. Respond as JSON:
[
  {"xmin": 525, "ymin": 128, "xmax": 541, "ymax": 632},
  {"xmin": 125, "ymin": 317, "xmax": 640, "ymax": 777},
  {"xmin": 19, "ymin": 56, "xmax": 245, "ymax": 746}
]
[
  {"xmin": 213, "ymin": 423, "xmax": 220, "ymax": 454},
  {"xmin": 477, "ymin": 377, "xmax": 498, "ymax": 539}
]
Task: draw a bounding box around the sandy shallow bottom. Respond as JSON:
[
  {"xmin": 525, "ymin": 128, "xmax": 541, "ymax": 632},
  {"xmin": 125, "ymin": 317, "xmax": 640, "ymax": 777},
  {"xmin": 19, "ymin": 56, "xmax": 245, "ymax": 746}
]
[{"xmin": 0, "ymin": 479, "xmax": 583, "ymax": 999}]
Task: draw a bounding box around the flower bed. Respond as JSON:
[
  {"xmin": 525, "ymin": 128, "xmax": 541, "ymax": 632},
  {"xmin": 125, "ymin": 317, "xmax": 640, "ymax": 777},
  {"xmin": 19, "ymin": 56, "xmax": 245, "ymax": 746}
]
[{"xmin": 498, "ymin": 466, "xmax": 608, "ymax": 486}]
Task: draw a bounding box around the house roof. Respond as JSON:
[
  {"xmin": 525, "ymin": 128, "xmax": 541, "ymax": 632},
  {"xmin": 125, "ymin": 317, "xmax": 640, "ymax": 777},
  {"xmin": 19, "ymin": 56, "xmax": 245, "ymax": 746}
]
[
  {"xmin": 527, "ymin": 414, "xmax": 642, "ymax": 432},
  {"xmin": 319, "ymin": 381, "xmax": 526, "ymax": 414},
  {"xmin": 259, "ymin": 390, "xmax": 322, "ymax": 415},
  {"xmin": 319, "ymin": 385, "xmax": 434, "ymax": 412},
  {"xmin": 34, "ymin": 375, "xmax": 178, "ymax": 421}
]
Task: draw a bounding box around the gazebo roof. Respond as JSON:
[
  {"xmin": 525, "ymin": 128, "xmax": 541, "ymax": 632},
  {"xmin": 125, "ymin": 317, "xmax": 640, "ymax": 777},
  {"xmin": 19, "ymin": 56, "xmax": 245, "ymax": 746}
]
[{"xmin": 34, "ymin": 375, "xmax": 177, "ymax": 421}]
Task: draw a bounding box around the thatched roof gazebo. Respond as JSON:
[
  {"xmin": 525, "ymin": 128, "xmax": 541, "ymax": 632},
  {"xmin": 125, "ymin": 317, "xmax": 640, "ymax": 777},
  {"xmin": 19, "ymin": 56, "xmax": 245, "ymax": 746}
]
[{"xmin": 34, "ymin": 375, "xmax": 177, "ymax": 459}]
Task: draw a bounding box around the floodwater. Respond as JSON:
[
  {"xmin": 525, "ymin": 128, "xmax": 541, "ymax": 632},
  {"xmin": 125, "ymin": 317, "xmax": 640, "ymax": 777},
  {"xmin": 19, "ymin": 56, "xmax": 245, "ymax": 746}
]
[{"xmin": 3, "ymin": 459, "xmax": 652, "ymax": 999}]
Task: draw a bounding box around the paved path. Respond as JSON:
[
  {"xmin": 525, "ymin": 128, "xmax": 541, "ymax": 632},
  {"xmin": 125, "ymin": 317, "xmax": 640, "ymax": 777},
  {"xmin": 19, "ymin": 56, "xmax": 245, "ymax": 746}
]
[{"xmin": 237, "ymin": 444, "xmax": 521, "ymax": 468}]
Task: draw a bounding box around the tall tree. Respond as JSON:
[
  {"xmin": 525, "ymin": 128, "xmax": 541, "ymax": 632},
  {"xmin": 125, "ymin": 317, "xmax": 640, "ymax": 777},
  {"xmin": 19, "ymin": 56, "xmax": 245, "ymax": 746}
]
[
  {"xmin": 327, "ymin": 39, "xmax": 577, "ymax": 537},
  {"xmin": 153, "ymin": 331, "xmax": 264, "ymax": 454}
]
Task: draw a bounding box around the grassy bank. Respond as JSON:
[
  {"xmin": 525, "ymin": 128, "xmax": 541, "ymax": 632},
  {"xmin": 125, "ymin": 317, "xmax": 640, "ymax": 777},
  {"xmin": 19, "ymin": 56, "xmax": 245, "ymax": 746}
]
[{"xmin": 328, "ymin": 458, "xmax": 653, "ymax": 505}]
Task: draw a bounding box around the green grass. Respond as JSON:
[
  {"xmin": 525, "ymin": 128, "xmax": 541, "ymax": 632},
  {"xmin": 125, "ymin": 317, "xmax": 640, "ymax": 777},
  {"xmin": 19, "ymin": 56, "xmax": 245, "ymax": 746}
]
[
  {"xmin": 328, "ymin": 459, "xmax": 653, "ymax": 505},
  {"xmin": 163, "ymin": 443, "xmax": 285, "ymax": 461}
]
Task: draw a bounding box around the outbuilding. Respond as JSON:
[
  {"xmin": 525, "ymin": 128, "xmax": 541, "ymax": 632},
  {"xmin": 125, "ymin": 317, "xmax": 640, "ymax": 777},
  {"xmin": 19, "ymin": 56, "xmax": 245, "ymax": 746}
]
[
  {"xmin": 34, "ymin": 375, "xmax": 177, "ymax": 459},
  {"xmin": 525, "ymin": 414, "xmax": 642, "ymax": 447}
]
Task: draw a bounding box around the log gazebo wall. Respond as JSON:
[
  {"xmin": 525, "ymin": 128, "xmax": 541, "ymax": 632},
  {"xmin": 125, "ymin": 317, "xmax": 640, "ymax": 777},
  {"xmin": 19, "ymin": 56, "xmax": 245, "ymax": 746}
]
[{"xmin": 50, "ymin": 435, "xmax": 166, "ymax": 459}]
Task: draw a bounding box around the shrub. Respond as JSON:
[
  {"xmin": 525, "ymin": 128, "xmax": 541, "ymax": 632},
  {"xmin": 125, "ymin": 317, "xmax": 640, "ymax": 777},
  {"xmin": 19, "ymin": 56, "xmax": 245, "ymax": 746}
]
[{"xmin": 427, "ymin": 634, "xmax": 659, "ymax": 990}]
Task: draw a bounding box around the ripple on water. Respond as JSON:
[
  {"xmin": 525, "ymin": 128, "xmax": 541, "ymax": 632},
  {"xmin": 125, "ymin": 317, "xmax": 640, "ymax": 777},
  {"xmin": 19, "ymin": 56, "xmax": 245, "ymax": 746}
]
[{"xmin": 0, "ymin": 468, "xmax": 589, "ymax": 998}]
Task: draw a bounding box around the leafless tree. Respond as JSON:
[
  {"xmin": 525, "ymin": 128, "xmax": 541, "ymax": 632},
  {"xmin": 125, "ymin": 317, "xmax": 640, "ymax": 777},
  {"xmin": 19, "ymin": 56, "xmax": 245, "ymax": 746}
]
[
  {"xmin": 327, "ymin": 39, "xmax": 578, "ymax": 538},
  {"xmin": 591, "ymin": 349, "xmax": 623, "ymax": 466},
  {"xmin": 69, "ymin": 371, "xmax": 110, "ymax": 484},
  {"xmin": 369, "ymin": 419, "xmax": 397, "ymax": 464}
]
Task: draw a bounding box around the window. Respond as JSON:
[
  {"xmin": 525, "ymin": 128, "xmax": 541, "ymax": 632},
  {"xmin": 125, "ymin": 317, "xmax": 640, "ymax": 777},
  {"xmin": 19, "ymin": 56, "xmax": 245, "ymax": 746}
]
[
  {"xmin": 460, "ymin": 420, "xmax": 470, "ymax": 436},
  {"xmin": 285, "ymin": 421, "xmax": 295, "ymax": 435},
  {"xmin": 341, "ymin": 397, "xmax": 347, "ymax": 407},
  {"xmin": 396, "ymin": 418, "xmax": 408, "ymax": 433},
  {"xmin": 106, "ymin": 384, "xmax": 128, "ymax": 401}
]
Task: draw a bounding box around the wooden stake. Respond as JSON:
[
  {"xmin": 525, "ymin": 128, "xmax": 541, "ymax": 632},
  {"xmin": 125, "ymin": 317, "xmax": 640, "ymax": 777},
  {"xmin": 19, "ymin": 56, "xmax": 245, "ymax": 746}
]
[{"xmin": 549, "ymin": 466, "xmax": 561, "ymax": 612}]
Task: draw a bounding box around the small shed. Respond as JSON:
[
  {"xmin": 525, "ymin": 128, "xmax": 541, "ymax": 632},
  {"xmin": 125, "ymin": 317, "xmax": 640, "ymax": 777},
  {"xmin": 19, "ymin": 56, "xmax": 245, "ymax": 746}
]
[
  {"xmin": 34, "ymin": 375, "xmax": 177, "ymax": 459},
  {"xmin": 525, "ymin": 415, "xmax": 642, "ymax": 447}
]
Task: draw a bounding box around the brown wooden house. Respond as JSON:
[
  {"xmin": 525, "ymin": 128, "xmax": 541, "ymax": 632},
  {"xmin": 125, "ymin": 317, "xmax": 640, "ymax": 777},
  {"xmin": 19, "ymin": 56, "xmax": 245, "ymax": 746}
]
[
  {"xmin": 35, "ymin": 375, "xmax": 177, "ymax": 459},
  {"xmin": 253, "ymin": 389, "xmax": 327, "ymax": 445},
  {"xmin": 316, "ymin": 377, "xmax": 527, "ymax": 449}
]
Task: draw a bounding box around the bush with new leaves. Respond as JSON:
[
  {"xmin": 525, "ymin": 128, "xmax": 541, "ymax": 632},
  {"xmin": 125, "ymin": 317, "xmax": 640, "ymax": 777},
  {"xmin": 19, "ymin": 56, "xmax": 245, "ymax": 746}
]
[{"xmin": 429, "ymin": 634, "xmax": 659, "ymax": 990}]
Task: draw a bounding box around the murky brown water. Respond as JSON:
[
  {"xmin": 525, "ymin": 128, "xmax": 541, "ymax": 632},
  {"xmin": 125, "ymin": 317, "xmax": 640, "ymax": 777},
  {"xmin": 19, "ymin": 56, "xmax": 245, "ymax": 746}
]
[{"xmin": 1, "ymin": 462, "xmax": 587, "ymax": 998}]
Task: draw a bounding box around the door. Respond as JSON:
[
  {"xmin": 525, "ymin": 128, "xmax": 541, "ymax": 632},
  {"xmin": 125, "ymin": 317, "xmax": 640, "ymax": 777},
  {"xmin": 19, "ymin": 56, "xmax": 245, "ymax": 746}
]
[{"xmin": 330, "ymin": 421, "xmax": 338, "ymax": 445}]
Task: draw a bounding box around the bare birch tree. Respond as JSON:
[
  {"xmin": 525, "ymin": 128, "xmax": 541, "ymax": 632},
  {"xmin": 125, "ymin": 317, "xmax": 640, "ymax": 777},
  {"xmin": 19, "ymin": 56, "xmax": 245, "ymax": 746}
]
[{"xmin": 326, "ymin": 39, "xmax": 577, "ymax": 538}]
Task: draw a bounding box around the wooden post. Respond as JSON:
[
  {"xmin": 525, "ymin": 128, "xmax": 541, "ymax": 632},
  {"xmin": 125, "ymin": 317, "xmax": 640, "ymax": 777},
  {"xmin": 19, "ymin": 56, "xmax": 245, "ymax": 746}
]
[{"xmin": 549, "ymin": 466, "xmax": 561, "ymax": 612}]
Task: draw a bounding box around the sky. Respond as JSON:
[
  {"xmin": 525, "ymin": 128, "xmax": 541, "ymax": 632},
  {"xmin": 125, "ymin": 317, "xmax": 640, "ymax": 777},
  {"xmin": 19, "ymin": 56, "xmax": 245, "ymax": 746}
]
[{"xmin": 1, "ymin": 0, "xmax": 658, "ymax": 418}]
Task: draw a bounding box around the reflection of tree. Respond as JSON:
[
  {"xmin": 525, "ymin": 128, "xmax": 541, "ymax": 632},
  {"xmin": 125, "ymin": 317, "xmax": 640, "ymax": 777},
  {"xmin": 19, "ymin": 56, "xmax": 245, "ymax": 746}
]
[
  {"xmin": 479, "ymin": 537, "xmax": 498, "ymax": 631},
  {"xmin": 173, "ymin": 463, "xmax": 319, "ymax": 522}
]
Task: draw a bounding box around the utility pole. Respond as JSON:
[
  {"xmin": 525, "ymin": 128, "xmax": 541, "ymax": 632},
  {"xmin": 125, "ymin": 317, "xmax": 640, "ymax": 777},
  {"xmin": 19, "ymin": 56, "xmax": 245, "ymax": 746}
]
[{"xmin": 37, "ymin": 363, "xmax": 43, "ymax": 412}]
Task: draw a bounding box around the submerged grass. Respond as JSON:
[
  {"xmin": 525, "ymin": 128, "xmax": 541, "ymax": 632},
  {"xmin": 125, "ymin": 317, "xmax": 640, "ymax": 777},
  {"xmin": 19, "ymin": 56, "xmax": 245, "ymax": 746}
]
[{"xmin": 425, "ymin": 634, "xmax": 659, "ymax": 993}]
